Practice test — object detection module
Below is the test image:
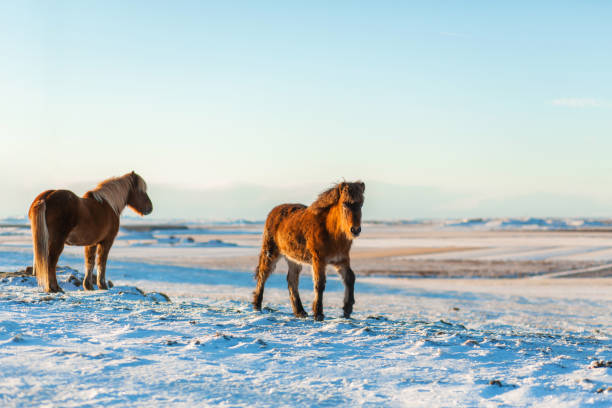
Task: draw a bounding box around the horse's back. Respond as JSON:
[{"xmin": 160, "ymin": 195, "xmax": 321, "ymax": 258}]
[
  {"xmin": 30, "ymin": 189, "xmax": 79, "ymax": 214},
  {"xmin": 264, "ymin": 203, "xmax": 307, "ymax": 232},
  {"xmin": 264, "ymin": 203, "xmax": 317, "ymax": 262},
  {"xmin": 30, "ymin": 189, "xmax": 80, "ymax": 232}
]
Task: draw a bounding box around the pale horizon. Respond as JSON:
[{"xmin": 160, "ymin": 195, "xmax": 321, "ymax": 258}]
[
  {"xmin": 2, "ymin": 178, "xmax": 612, "ymax": 221},
  {"xmin": 2, "ymin": 2, "xmax": 611, "ymax": 218}
]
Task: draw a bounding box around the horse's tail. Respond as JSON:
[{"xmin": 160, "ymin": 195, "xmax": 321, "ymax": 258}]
[
  {"xmin": 255, "ymin": 204, "xmax": 306, "ymax": 281},
  {"xmin": 255, "ymin": 229, "xmax": 274, "ymax": 281},
  {"xmin": 254, "ymin": 212, "xmax": 284, "ymax": 284},
  {"xmin": 253, "ymin": 225, "xmax": 280, "ymax": 310},
  {"xmin": 30, "ymin": 199, "xmax": 50, "ymax": 291}
]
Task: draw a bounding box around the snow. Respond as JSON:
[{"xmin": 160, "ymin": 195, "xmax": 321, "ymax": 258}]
[{"xmin": 1, "ymin": 222, "xmax": 611, "ymax": 406}]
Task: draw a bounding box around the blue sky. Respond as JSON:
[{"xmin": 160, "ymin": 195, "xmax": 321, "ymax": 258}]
[{"xmin": 1, "ymin": 1, "xmax": 611, "ymax": 219}]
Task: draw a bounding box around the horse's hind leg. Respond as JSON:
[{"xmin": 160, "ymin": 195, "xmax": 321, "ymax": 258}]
[
  {"xmin": 96, "ymin": 239, "xmax": 113, "ymax": 290},
  {"xmin": 46, "ymin": 237, "xmax": 65, "ymax": 293},
  {"xmin": 287, "ymin": 260, "xmax": 307, "ymax": 318},
  {"xmin": 83, "ymin": 245, "xmax": 96, "ymax": 290},
  {"xmin": 253, "ymin": 238, "xmax": 279, "ymax": 310}
]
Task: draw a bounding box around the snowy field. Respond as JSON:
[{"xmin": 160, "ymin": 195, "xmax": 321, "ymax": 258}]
[{"xmin": 1, "ymin": 219, "xmax": 611, "ymax": 406}]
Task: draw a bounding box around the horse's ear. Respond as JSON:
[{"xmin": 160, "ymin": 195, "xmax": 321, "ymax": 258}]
[
  {"xmin": 358, "ymin": 181, "xmax": 365, "ymax": 193},
  {"xmin": 131, "ymin": 170, "xmax": 135, "ymax": 175}
]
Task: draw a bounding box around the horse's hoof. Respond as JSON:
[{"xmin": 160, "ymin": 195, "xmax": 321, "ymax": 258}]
[
  {"xmin": 83, "ymin": 282, "xmax": 94, "ymax": 291},
  {"xmin": 253, "ymin": 304, "xmax": 262, "ymax": 311},
  {"xmin": 343, "ymin": 312, "xmax": 352, "ymax": 319},
  {"xmin": 314, "ymin": 314, "xmax": 325, "ymax": 321},
  {"xmin": 98, "ymin": 283, "xmax": 108, "ymax": 290},
  {"xmin": 294, "ymin": 310, "xmax": 308, "ymax": 318}
]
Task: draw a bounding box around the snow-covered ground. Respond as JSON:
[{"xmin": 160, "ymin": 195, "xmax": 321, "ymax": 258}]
[{"xmin": 1, "ymin": 220, "xmax": 612, "ymax": 406}]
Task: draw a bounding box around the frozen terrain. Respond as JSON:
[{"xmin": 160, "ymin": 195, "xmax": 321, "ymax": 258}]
[{"xmin": 1, "ymin": 219, "xmax": 611, "ymax": 406}]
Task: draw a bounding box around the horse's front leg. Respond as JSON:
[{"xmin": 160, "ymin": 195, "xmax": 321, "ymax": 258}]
[
  {"xmin": 311, "ymin": 258, "xmax": 326, "ymax": 321},
  {"xmin": 83, "ymin": 245, "xmax": 96, "ymax": 290},
  {"xmin": 335, "ymin": 263, "xmax": 356, "ymax": 318},
  {"xmin": 96, "ymin": 239, "xmax": 114, "ymax": 290}
]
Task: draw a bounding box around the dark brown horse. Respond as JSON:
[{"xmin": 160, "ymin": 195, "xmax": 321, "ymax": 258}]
[
  {"xmin": 253, "ymin": 181, "xmax": 365, "ymax": 321},
  {"xmin": 28, "ymin": 171, "xmax": 152, "ymax": 293}
]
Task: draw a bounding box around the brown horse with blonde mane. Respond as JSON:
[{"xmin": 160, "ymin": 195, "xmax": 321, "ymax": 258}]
[
  {"xmin": 253, "ymin": 181, "xmax": 365, "ymax": 321},
  {"xmin": 28, "ymin": 171, "xmax": 152, "ymax": 293}
]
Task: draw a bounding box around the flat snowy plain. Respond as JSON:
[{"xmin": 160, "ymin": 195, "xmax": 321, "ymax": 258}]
[{"xmin": 1, "ymin": 219, "xmax": 611, "ymax": 407}]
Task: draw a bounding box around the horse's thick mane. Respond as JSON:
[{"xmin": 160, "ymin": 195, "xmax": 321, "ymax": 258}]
[
  {"xmin": 89, "ymin": 173, "xmax": 146, "ymax": 215},
  {"xmin": 309, "ymin": 185, "xmax": 340, "ymax": 213},
  {"xmin": 309, "ymin": 181, "xmax": 364, "ymax": 213}
]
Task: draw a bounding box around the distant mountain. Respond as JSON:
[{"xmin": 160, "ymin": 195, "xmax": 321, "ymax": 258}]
[
  {"xmin": 140, "ymin": 182, "xmax": 612, "ymax": 220},
  {"xmin": 1, "ymin": 181, "xmax": 610, "ymax": 220}
]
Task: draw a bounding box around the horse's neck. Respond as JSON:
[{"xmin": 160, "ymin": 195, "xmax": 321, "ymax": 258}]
[{"xmin": 84, "ymin": 189, "xmax": 128, "ymax": 216}]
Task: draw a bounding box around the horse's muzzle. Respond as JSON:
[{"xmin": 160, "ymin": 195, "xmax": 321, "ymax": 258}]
[{"xmin": 350, "ymin": 226, "xmax": 361, "ymax": 237}]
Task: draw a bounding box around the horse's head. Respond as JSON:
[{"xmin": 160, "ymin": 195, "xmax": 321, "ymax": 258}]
[
  {"xmin": 310, "ymin": 181, "xmax": 365, "ymax": 239},
  {"xmin": 127, "ymin": 171, "xmax": 153, "ymax": 216},
  {"xmin": 337, "ymin": 181, "xmax": 365, "ymax": 239}
]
